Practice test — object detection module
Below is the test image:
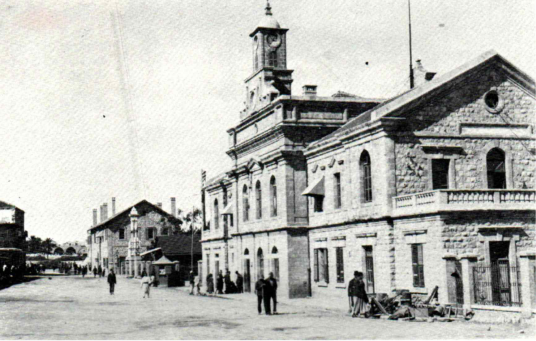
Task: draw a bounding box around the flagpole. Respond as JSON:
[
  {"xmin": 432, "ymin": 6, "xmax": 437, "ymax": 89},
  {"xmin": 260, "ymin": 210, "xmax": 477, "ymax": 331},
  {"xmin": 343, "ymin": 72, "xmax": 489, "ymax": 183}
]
[{"xmin": 408, "ymin": 0, "xmax": 415, "ymax": 89}]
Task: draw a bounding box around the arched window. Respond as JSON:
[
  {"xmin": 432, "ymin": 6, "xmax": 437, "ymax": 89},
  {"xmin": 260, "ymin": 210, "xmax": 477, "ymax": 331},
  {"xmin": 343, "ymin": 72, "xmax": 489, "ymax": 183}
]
[
  {"xmin": 268, "ymin": 51, "xmax": 278, "ymax": 67},
  {"xmin": 360, "ymin": 151, "xmax": 373, "ymax": 203},
  {"xmin": 487, "ymin": 148, "xmax": 506, "ymax": 189},
  {"xmin": 244, "ymin": 248, "xmax": 250, "ymax": 256},
  {"xmin": 270, "ymin": 176, "xmax": 277, "ymax": 217},
  {"xmin": 257, "ymin": 248, "xmax": 264, "ymax": 279},
  {"xmin": 213, "ymin": 199, "xmax": 219, "ymax": 229},
  {"xmin": 271, "ymin": 246, "xmax": 278, "ymax": 254},
  {"xmin": 243, "ymin": 185, "xmax": 250, "ymax": 222},
  {"xmin": 256, "ymin": 181, "xmax": 262, "ymax": 219}
]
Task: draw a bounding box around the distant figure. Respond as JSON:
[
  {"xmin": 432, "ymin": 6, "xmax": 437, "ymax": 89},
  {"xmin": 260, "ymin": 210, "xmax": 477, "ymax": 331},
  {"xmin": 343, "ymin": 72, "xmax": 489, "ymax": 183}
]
[
  {"xmin": 141, "ymin": 269, "xmax": 147, "ymax": 278},
  {"xmin": 196, "ymin": 280, "xmax": 201, "ymax": 295},
  {"xmin": 206, "ymin": 274, "xmax": 214, "ymax": 295},
  {"xmin": 262, "ymin": 277, "xmax": 272, "ymax": 315},
  {"xmin": 236, "ymin": 271, "xmax": 243, "ymax": 293},
  {"xmin": 102, "ymin": 269, "xmax": 106, "ymax": 278},
  {"xmin": 93, "ymin": 267, "xmax": 97, "ymax": 278},
  {"xmin": 98, "ymin": 265, "xmax": 102, "ymax": 278},
  {"xmin": 351, "ymin": 272, "xmax": 369, "ymax": 318},
  {"xmin": 224, "ymin": 270, "xmax": 232, "ymax": 294},
  {"xmin": 107, "ymin": 269, "xmax": 117, "ymax": 295},
  {"xmin": 216, "ymin": 270, "xmax": 224, "ymax": 295},
  {"xmin": 255, "ymin": 277, "xmax": 266, "ymax": 315},
  {"xmin": 189, "ymin": 271, "xmax": 195, "ymax": 295},
  {"xmin": 141, "ymin": 274, "xmax": 153, "ymax": 298},
  {"xmin": 267, "ymin": 272, "xmax": 278, "ymax": 314},
  {"xmin": 348, "ymin": 271, "xmax": 358, "ymax": 313}
]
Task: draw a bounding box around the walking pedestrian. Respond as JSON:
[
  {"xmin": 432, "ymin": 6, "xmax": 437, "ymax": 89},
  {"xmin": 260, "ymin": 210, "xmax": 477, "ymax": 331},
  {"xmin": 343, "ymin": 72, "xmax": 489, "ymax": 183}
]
[
  {"xmin": 224, "ymin": 270, "xmax": 232, "ymax": 294},
  {"xmin": 255, "ymin": 277, "xmax": 265, "ymax": 315},
  {"xmin": 235, "ymin": 271, "xmax": 243, "ymax": 293},
  {"xmin": 348, "ymin": 271, "xmax": 357, "ymax": 313},
  {"xmin": 102, "ymin": 268, "xmax": 106, "ymax": 278},
  {"xmin": 141, "ymin": 273, "xmax": 153, "ymax": 298},
  {"xmin": 206, "ymin": 274, "xmax": 214, "ymax": 295},
  {"xmin": 351, "ymin": 272, "xmax": 369, "ymax": 318},
  {"xmin": 267, "ymin": 272, "xmax": 278, "ymax": 314},
  {"xmin": 189, "ymin": 271, "xmax": 195, "ymax": 295},
  {"xmin": 93, "ymin": 267, "xmax": 97, "ymax": 278},
  {"xmin": 107, "ymin": 269, "xmax": 117, "ymax": 295},
  {"xmin": 98, "ymin": 265, "xmax": 102, "ymax": 278},
  {"xmin": 216, "ymin": 270, "xmax": 224, "ymax": 294}
]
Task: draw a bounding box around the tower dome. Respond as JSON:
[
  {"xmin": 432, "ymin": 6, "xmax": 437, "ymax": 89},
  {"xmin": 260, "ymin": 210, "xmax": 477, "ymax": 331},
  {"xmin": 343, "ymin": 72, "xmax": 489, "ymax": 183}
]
[{"xmin": 256, "ymin": 1, "xmax": 281, "ymax": 29}]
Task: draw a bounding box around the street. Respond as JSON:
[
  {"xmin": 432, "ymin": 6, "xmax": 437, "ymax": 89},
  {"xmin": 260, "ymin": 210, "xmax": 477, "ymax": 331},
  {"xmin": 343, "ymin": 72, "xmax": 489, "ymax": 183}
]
[{"xmin": 0, "ymin": 276, "xmax": 533, "ymax": 340}]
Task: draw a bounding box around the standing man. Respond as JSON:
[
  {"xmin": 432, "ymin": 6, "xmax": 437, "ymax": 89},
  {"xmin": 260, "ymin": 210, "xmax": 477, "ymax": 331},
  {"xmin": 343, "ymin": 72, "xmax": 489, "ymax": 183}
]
[
  {"xmin": 254, "ymin": 277, "xmax": 265, "ymax": 315},
  {"xmin": 98, "ymin": 265, "xmax": 102, "ymax": 278},
  {"xmin": 107, "ymin": 269, "xmax": 117, "ymax": 295},
  {"xmin": 216, "ymin": 270, "xmax": 224, "ymax": 295},
  {"xmin": 348, "ymin": 271, "xmax": 359, "ymax": 314},
  {"xmin": 262, "ymin": 276, "xmax": 272, "ymax": 315},
  {"xmin": 189, "ymin": 271, "xmax": 195, "ymax": 295},
  {"xmin": 267, "ymin": 272, "xmax": 278, "ymax": 314},
  {"xmin": 93, "ymin": 266, "xmax": 97, "ymax": 278},
  {"xmin": 235, "ymin": 271, "xmax": 243, "ymax": 293},
  {"xmin": 352, "ymin": 272, "xmax": 369, "ymax": 318},
  {"xmin": 224, "ymin": 270, "xmax": 232, "ymax": 294}
]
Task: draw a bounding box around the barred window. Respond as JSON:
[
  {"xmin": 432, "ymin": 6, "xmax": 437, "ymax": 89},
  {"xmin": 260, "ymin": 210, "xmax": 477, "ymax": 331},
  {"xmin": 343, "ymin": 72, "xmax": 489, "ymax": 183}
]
[
  {"xmin": 360, "ymin": 151, "xmax": 373, "ymax": 203},
  {"xmin": 334, "ymin": 173, "xmax": 342, "ymax": 209},
  {"xmin": 213, "ymin": 198, "xmax": 219, "ymax": 229},
  {"xmin": 268, "ymin": 51, "xmax": 278, "ymax": 67},
  {"xmin": 256, "ymin": 181, "xmax": 262, "ymax": 219},
  {"xmin": 314, "ymin": 248, "xmax": 329, "ymax": 283},
  {"xmin": 412, "ymin": 244, "xmax": 425, "ymax": 287},
  {"xmin": 270, "ymin": 176, "xmax": 277, "ymax": 217},
  {"xmin": 243, "ymin": 185, "xmax": 249, "ymax": 222},
  {"xmin": 336, "ymin": 247, "xmax": 344, "ymax": 283}
]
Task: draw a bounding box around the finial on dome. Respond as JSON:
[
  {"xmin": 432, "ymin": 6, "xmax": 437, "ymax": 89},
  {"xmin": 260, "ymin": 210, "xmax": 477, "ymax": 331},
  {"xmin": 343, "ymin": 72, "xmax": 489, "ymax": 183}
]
[{"xmin": 265, "ymin": 0, "xmax": 272, "ymax": 16}]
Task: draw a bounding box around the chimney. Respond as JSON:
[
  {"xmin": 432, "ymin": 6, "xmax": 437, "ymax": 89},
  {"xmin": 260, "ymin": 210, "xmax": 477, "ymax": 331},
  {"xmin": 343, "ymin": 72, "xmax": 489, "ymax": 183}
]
[
  {"xmin": 171, "ymin": 197, "xmax": 176, "ymax": 217},
  {"xmin": 93, "ymin": 209, "xmax": 98, "ymax": 226},
  {"xmin": 302, "ymin": 85, "xmax": 317, "ymax": 96},
  {"xmin": 112, "ymin": 197, "xmax": 116, "ymax": 216},
  {"xmin": 157, "ymin": 202, "xmax": 163, "ymax": 209},
  {"xmin": 103, "ymin": 203, "xmax": 108, "ymax": 221},
  {"xmin": 100, "ymin": 205, "xmax": 104, "ymax": 222},
  {"xmin": 413, "ymin": 60, "xmax": 436, "ymax": 87}
]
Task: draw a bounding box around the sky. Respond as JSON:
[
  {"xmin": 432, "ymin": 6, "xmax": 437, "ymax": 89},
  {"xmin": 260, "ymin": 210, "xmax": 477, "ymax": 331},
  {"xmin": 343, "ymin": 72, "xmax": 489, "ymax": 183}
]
[{"xmin": 0, "ymin": 0, "xmax": 534, "ymax": 243}]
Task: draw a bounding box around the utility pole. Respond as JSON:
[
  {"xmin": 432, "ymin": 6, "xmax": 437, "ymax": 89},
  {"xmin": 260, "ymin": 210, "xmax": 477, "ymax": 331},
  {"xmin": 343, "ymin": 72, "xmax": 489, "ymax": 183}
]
[{"xmin": 408, "ymin": 0, "xmax": 415, "ymax": 89}]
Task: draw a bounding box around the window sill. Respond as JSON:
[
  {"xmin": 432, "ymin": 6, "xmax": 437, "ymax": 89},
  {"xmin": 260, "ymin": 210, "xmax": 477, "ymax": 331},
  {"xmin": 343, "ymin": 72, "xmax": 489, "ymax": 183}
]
[
  {"xmin": 335, "ymin": 284, "xmax": 346, "ymax": 289},
  {"xmin": 316, "ymin": 282, "xmax": 329, "ymax": 287}
]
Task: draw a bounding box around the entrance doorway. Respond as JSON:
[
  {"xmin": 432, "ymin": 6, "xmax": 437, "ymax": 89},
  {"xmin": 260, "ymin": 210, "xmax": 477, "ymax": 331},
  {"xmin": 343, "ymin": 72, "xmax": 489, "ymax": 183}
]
[
  {"xmin": 363, "ymin": 246, "xmax": 375, "ymax": 294},
  {"xmin": 244, "ymin": 259, "xmax": 251, "ymax": 293},
  {"xmin": 489, "ymin": 241, "xmax": 511, "ymax": 305}
]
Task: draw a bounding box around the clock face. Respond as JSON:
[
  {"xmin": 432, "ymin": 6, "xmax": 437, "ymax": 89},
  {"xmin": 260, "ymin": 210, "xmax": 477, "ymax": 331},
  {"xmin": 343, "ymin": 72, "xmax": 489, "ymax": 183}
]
[{"xmin": 266, "ymin": 33, "xmax": 281, "ymax": 48}]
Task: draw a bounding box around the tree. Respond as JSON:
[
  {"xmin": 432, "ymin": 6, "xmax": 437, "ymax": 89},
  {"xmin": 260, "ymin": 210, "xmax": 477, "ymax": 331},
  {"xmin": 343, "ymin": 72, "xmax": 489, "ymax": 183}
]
[{"xmin": 42, "ymin": 238, "xmax": 57, "ymax": 255}]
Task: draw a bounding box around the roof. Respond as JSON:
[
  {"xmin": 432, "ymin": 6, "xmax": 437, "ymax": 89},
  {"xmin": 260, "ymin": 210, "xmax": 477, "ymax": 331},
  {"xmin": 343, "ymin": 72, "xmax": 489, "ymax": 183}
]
[
  {"xmin": 155, "ymin": 234, "xmax": 202, "ymax": 257},
  {"xmin": 0, "ymin": 201, "xmax": 24, "ymax": 213},
  {"xmin": 307, "ymin": 50, "xmax": 535, "ymax": 152},
  {"xmin": 88, "ymin": 200, "xmax": 182, "ymax": 232},
  {"xmin": 152, "ymin": 255, "xmax": 176, "ymax": 265}
]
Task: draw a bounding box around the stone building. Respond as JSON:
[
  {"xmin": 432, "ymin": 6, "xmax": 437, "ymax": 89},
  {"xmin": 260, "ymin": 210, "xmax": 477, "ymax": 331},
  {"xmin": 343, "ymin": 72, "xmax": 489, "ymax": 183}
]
[
  {"xmin": 201, "ymin": 3, "xmax": 535, "ymax": 316},
  {"xmin": 0, "ymin": 201, "xmax": 26, "ymax": 267},
  {"xmin": 87, "ymin": 199, "xmax": 182, "ymax": 275}
]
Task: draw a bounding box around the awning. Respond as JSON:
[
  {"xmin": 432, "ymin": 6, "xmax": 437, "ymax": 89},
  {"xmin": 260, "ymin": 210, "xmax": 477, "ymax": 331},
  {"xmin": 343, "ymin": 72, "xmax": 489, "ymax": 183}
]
[
  {"xmin": 221, "ymin": 203, "xmax": 233, "ymax": 216},
  {"xmin": 140, "ymin": 248, "xmax": 161, "ymax": 257},
  {"xmin": 302, "ymin": 176, "xmax": 325, "ymax": 196}
]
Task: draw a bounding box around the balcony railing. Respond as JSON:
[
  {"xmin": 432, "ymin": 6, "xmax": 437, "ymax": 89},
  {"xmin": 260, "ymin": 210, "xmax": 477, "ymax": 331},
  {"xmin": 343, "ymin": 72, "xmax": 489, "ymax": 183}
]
[{"xmin": 392, "ymin": 189, "xmax": 535, "ymax": 216}]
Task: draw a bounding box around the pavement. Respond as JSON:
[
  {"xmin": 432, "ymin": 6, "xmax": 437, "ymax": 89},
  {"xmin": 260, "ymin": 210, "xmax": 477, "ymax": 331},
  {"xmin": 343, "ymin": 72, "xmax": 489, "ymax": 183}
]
[{"xmin": 0, "ymin": 275, "xmax": 534, "ymax": 340}]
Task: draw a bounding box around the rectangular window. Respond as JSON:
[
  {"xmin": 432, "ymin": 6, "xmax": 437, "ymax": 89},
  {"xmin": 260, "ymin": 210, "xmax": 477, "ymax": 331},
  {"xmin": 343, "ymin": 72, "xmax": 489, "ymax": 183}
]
[
  {"xmin": 314, "ymin": 248, "xmax": 329, "ymax": 283},
  {"xmin": 412, "ymin": 244, "xmax": 425, "ymax": 287},
  {"xmin": 206, "ymin": 254, "xmax": 210, "ymax": 275},
  {"xmin": 432, "ymin": 159, "xmax": 450, "ymax": 190},
  {"xmin": 147, "ymin": 228, "xmax": 155, "ymax": 240},
  {"xmin": 161, "ymin": 227, "xmax": 169, "ymax": 236},
  {"xmin": 314, "ymin": 196, "xmax": 324, "ymax": 213},
  {"xmin": 334, "ymin": 173, "xmax": 342, "ymax": 209},
  {"xmin": 363, "ymin": 246, "xmax": 375, "ymax": 293},
  {"xmin": 336, "ymin": 247, "xmax": 344, "ymax": 283},
  {"xmin": 118, "ymin": 229, "xmax": 125, "ymax": 240}
]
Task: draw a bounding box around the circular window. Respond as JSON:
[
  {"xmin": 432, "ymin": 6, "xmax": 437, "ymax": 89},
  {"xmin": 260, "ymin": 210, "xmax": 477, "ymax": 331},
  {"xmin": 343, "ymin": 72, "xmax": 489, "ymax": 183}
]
[{"xmin": 484, "ymin": 90, "xmax": 504, "ymax": 113}]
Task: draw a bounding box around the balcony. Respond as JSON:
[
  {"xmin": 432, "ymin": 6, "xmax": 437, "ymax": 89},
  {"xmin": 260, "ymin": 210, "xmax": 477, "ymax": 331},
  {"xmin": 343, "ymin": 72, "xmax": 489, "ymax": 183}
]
[{"xmin": 392, "ymin": 189, "xmax": 535, "ymax": 217}]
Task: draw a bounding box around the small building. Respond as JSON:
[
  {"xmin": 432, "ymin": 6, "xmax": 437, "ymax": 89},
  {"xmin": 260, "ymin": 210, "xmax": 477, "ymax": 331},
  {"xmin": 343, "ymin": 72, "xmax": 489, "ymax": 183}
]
[
  {"xmin": 0, "ymin": 201, "xmax": 26, "ymax": 268},
  {"xmin": 155, "ymin": 234, "xmax": 202, "ymax": 280},
  {"xmin": 87, "ymin": 200, "xmax": 182, "ymax": 275}
]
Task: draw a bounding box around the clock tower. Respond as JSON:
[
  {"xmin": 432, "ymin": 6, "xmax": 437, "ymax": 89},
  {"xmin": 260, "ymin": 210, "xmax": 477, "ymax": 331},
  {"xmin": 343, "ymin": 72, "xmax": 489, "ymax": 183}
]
[{"xmin": 242, "ymin": 1, "xmax": 293, "ymax": 118}]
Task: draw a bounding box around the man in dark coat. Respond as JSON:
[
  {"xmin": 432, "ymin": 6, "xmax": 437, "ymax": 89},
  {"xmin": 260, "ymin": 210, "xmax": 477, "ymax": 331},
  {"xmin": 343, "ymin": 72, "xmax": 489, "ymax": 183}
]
[
  {"xmin": 348, "ymin": 271, "xmax": 359, "ymax": 313},
  {"xmin": 235, "ymin": 271, "xmax": 243, "ymax": 293},
  {"xmin": 224, "ymin": 270, "xmax": 232, "ymax": 294},
  {"xmin": 107, "ymin": 269, "xmax": 117, "ymax": 295},
  {"xmin": 254, "ymin": 277, "xmax": 265, "ymax": 315},
  {"xmin": 98, "ymin": 265, "xmax": 102, "ymax": 278},
  {"xmin": 262, "ymin": 277, "xmax": 272, "ymax": 315},
  {"xmin": 351, "ymin": 272, "xmax": 369, "ymax": 318},
  {"xmin": 267, "ymin": 272, "xmax": 278, "ymax": 314},
  {"xmin": 216, "ymin": 270, "xmax": 224, "ymax": 295},
  {"xmin": 93, "ymin": 267, "xmax": 97, "ymax": 278},
  {"xmin": 189, "ymin": 271, "xmax": 195, "ymax": 295}
]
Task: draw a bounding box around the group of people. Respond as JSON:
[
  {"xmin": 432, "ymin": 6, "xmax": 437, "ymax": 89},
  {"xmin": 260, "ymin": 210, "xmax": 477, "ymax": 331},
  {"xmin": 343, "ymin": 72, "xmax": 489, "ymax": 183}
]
[
  {"xmin": 204, "ymin": 270, "xmax": 244, "ymax": 295},
  {"xmin": 255, "ymin": 272, "xmax": 278, "ymax": 315},
  {"xmin": 92, "ymin": 265, "xmax": 106, "ymax": 278},
  {"xmin": 0, "ymin": 263, "xmax": 25, "ymax": 286},
  {"xmin": 348, "ymin": 271, "xmax": 370, "ymax": 318}
]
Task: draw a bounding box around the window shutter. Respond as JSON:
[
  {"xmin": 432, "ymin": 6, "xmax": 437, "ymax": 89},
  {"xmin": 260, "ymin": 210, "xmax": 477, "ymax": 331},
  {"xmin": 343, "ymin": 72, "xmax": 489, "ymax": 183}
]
[
  {"xmin": 412, "ymin": 244, "xmax": 419, "ymax": 287},
  {"xmin": 314, "ymin": 249, "xmax": 319, "ymax": 282}
]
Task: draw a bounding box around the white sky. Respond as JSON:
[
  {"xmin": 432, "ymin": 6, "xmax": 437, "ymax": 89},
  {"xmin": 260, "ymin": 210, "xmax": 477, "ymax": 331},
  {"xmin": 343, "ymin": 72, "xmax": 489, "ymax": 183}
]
[{"xmin": 0, "ymin": 0, "xmax": 534, "ymax": 243}]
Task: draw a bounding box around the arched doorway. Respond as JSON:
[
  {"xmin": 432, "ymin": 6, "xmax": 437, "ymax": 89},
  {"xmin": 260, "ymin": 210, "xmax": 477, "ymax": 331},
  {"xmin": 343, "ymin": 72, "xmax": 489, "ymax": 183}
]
[
  {"xmin": 487, "ymin": 148, "xmax": 506, "ymax": 189},
  {"xmin": 257, "ymin": 248, "xmax": 264, "ymax": 280},
  {"xmin": 271, "ymin": 246, "xmax": 279, "ymax": 280},
  {"xmin": 65, "ymin": 247, "xmax": 76, "ymax": 255}
]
